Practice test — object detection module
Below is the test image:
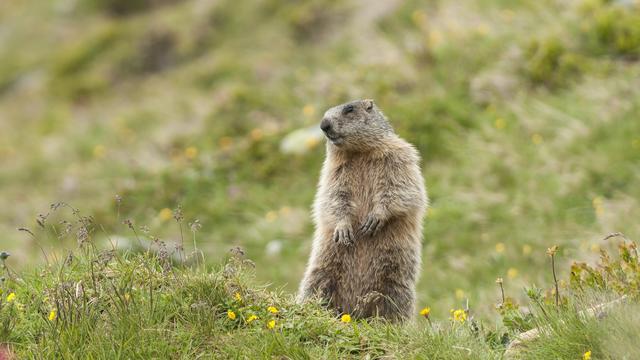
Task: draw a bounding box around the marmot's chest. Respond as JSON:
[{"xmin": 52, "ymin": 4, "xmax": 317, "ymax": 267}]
[{"xmin": 330, "ymin": 158, "xmax": 381, "ymax": 202}]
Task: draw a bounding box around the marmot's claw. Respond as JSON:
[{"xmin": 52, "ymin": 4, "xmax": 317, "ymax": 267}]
[
  {"xmin": 333, "ymin": 227, "xmax": 353, "ymax": 246},
  {"xmin": 360, "ymin": 215, "xmax": 383, "ymax": 237}
]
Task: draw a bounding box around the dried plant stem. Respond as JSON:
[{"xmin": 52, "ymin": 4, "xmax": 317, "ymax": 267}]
[{"xmin": 551, "ymin": 254, "xmax": 559, "ymax": 307}]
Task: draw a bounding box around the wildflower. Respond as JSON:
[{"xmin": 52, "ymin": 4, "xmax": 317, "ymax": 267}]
[
  {"xmin": 184, "ymin": 146, "xmax": 198, "ymax": 160},
  {"xmin": 495, "ymin": 277, "xmax": 503, "ymax": 284},
  {"xmin": 302, "ymin": 104, "xmax": 315, "ymax": 117},
  {"xmin": 583, "ymin": 350, "xmax": 591, "ymax": 360},
  {"xmin": 6, "ymin": 292, "xmax": 15, "ymax": 303},
  {"xmin": 159, "ymin": 208, "xmax": 173, "ymax": 222},
  {"xmin": 267, "ymin": 306, "xmax": 279, "ymax": 314},
  {"xmin": 93, "ymin": 145, "xmax": 106, "ymax": 158},
  {"xmin": 494, "ymin": 118, "xmax": 506, "ymax": 129},
  {"xmin": 246, "ymin": 315, "xmax": 258, "ymax": 323},
  {"xmin": 265, "ymin": 211, "xmax": 278, "ymax": 222},
  {"xmin": 341, "ymin": 314, "xmax": 351, "ymax": 323},
  {"xmin": 531, "ymin": 133, "xmax": 543, "ymax": 145},
  {"xmin": 411, "ymin": 10, "xmax": 428, "ymax": 27},
  {"xmin": 48, "ymin": 310, "xmax": 57, "ymax": 321},
  {"xmin": 267, "ymin": 319, "xmax": 276, "ymax": 329},
  {"xmin": 250, "ymin": 129, "xmax": 263, "ymax": 141},
  {"xmin": 450, "ymin": 309, "xmax": 467, "ymax": 323},
  {"xmin": 219, "ymin": 137, "xmax": 234, "ymax": 150},
  {"xmin": 495, "ymin": 243, "xmax": 505, "ymax": 254},
  {"xmin": 507, "ymin": 268, "xmax": 519, "ymax": 279},
  {"xmin": 546, "ymin": 245, "xmax": 558, "ymax": 257},
  {"xmin": 234, "ymin": 292, "xmax": 242, "ymax": 302},
  {"xmin": 455, "ymin": 289, "xmax": 465, "ymax": 300},
  {"xmin": 227, "ymin": 310, "xmax": 236, "ymax": 320},
  {"xmin": 419, "ymin": 307, "xmax": 431, "ymax": 318}
]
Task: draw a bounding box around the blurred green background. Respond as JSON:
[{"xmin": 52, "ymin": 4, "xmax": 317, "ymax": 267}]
[{"xmin": 0, "ymin": 0, "xmax": 639, "ymax": 319}]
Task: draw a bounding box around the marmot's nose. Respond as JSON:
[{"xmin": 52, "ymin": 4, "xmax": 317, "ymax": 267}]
[{"xmin": 320, "ymin": 118, "xmax": 332, "ymax": 133}]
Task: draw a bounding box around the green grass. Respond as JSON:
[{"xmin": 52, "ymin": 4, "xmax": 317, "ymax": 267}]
[{"xmin": 1, "ymin": 0, "xmax": 639, "ymax": 350}]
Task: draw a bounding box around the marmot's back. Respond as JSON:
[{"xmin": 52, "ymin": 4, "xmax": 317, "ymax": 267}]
[{"xmin": 298, "ymin": 100, "xmax": 428, "ymax": 322}]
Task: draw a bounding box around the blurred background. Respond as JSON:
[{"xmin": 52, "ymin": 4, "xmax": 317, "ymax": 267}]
[{"xmin": 0, "ymin": 0, "xmax": 639, "ymax": 319}]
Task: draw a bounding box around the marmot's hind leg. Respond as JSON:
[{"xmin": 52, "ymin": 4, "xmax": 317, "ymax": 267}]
[
  {"xmin": 354, "ymin": 283, "xmax": 414, "ymax": 322},
  {"xmin": 297, "ymin": 267, "xmax": 339, "ymax": 308}
]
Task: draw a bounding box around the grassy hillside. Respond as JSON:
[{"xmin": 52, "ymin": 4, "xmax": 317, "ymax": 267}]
[{"xmin": 1, "ymin": 0, "xmax": 639, "ymax": 326}]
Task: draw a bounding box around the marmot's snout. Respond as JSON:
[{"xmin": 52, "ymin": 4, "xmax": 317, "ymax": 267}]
[{"xmin": 320, "ymin": 115, "xmax": 342, "ymax": 144}]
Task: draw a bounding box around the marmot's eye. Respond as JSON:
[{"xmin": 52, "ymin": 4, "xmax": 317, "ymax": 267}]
[{"xmin": 343, "ymin": 104, "xmax": 354, "ymax": 114}]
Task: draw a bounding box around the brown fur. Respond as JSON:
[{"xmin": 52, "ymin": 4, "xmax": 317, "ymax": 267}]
[{"xmin": 297, "ymin": 99, "xmax": 428, "ymax": 322}]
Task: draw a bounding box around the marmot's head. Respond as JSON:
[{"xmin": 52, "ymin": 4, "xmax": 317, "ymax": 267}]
[{"xmin": 320, "ymin": 99, "xmax": 393, "ymax": 151}]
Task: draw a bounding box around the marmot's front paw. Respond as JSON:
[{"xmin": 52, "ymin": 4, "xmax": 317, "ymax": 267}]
[
  {"xmin": 333, "ymin": 225, "xmax": 354, "ymax": 246},
  {"xmin": 359, "ymin": 214, "xmax": 384, "ymax": 237}
]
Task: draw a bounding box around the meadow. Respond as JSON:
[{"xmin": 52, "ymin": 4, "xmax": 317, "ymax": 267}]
[{"xmin": 0, "ymin": 0, "xmax": 639, "ymax": 357}]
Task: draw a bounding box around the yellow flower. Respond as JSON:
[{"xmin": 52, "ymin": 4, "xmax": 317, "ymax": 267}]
[
  {"xmin": 341, "ymin": 314, "xmax": 351, "ymax": 323},
  {"xmin": 159, "ymin": 208, "xmax": 173, "ymax": 222},
  {"xmin": 419, "ymin": 307, "xmax": 431, "ymax": 318},
  {"xmin": 246, "ymin": 315, "xmax": 258, "ymax": 323},
  {"xmin": 450, "ymin": 309, "xmax": 467, "ymax": 323},
  {"xmin": 48, "ymin": 310, "xmax": 57, "ymax": 321},
  {"xmin": 234, "ymin": 292, "xmax": 242, "ymax": 302},
  {"xmin": 507, "ymin": 268, "xmax": 518, "ymax": 279},
  {"xmin": 267, "ymin": 306, "xmax": 279, "ymax": 314},
  {"xmin": 6, "ymin": 292, "xmax": 15, "ymax": 303},
  {"xmin": 303, "ymin": 104, "xmax": 315, "ymax": 117},
  {"xmin": 455, "ymin": 289, "xmax": 465, "ymax": 300},
  {"xmin": 583, "ymin": 350, "xmax": 591, "ymax": 360},
  {"xmin": 227, "ymin": 310, "xmax": 236, "ymax": 320},
  {"xmin": 267, "ymin": 319, "xmax": 276, "ymax": 329},
  {"xmin": 250, "ymin": 128, "xmax": 263, "ymax": 141},
  {"xmin": 265, "ymin": 211, "xmax": 278, "ymax": 222},
  {"xmin": 219, "ymin": 137, "xmax": 234, "ymax": 150},
  {"xmin": 494, "ymin": 118, "xmax": 506, "ymax": 129},
  {"xmin": 495, "ymin": 243, "xmax": 505, "ymax": 254},
  {"xmin": 531, "ymin": 133, "xmax": 543, "ymax": 145},
  {"xmin": 184, "ymin": 146, "xmax": 198, "ymax": 160},
  {"xmin": 93, "ymin": 144, "xmax": 106, "ymax": 158}
]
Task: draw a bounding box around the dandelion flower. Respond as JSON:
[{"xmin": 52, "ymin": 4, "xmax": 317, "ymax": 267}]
[
  {"xmin": 341, "ymin": 314, "xmax": 351, "ymax": 323},
  {"xmin": 267, "ymin": 306, "xmax": 278, "ymax": 314},
  {"xmin": 234, "ymin": 292, "xmax": 242, "ymax": 302},
  {"xmin": 246, "ymin": 315, "xmax": 258, "ymax": 323},
  {"xmin": 159, "ymin": 208, "xmax": 173, "ymax": 222},
  {"xmin": 419, "ymin": 307, "xmax": 431, "ymax": 318},
  {"xmin": 267, "ymin": 319, "xmax": 276, "ymax": 329},
  {"xmin": 93, "ymin": 145, "xmax": 106, "ymax": 158},
  {"xmin": 227, "ymin": 310, "xmax": 236, "ymax": 320},
  {"xmin": 6, "ymin": 293, "xmax": 15, "ymax": 303},
  {"xmin": 303, "ymin": 104, "xmax": 315, "ymax": 117},
  {"xmin": 48, "ymin": 310, "xmax": 57, "ymax": 321},
  {"xmin": 250, "ymin": 128, "xmax": 264, "ymax": 141},
  {"xmin": 531, "ymin": 133, "xmax": 543, "ymax": 145},
  {"xmin": 583, "ymin": 350, "xmax": 591, "ymax": 360},
  {"xmin": 184, "ymin": 146, "xmax": 198, "ymax": 160},
  {"xmin": 450, "ymin": 309, "xmax": 467, "ymax": 323}
]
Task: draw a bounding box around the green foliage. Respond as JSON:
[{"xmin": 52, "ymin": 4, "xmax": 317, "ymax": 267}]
[
  {"xmin": 579, "ymin": 2, "xmax": 640, "ymax": 58},
  {"xmin": 521, "ymin": 37, "xmax": 584, "ymax": 88}
]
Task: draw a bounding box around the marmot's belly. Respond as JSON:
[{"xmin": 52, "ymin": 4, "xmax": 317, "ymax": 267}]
[{"xmin": 331, "ymin": 222, "xmax": 420, "ymax": 309}]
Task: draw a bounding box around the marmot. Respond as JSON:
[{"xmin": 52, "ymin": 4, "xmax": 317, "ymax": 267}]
[{"xmin": 298, "ymin": 99, "xmax": 428, "ymax": 322}]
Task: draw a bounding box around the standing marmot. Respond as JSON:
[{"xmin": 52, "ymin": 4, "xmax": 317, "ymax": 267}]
[{"xmin": 298, "ymin": 99, "xmax": 428, "ymax": 322}]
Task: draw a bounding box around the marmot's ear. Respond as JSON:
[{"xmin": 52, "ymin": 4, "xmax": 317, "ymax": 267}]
[{"xmin": 364, "ymin": 99, "xmax": 375, "ymax": 111}]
